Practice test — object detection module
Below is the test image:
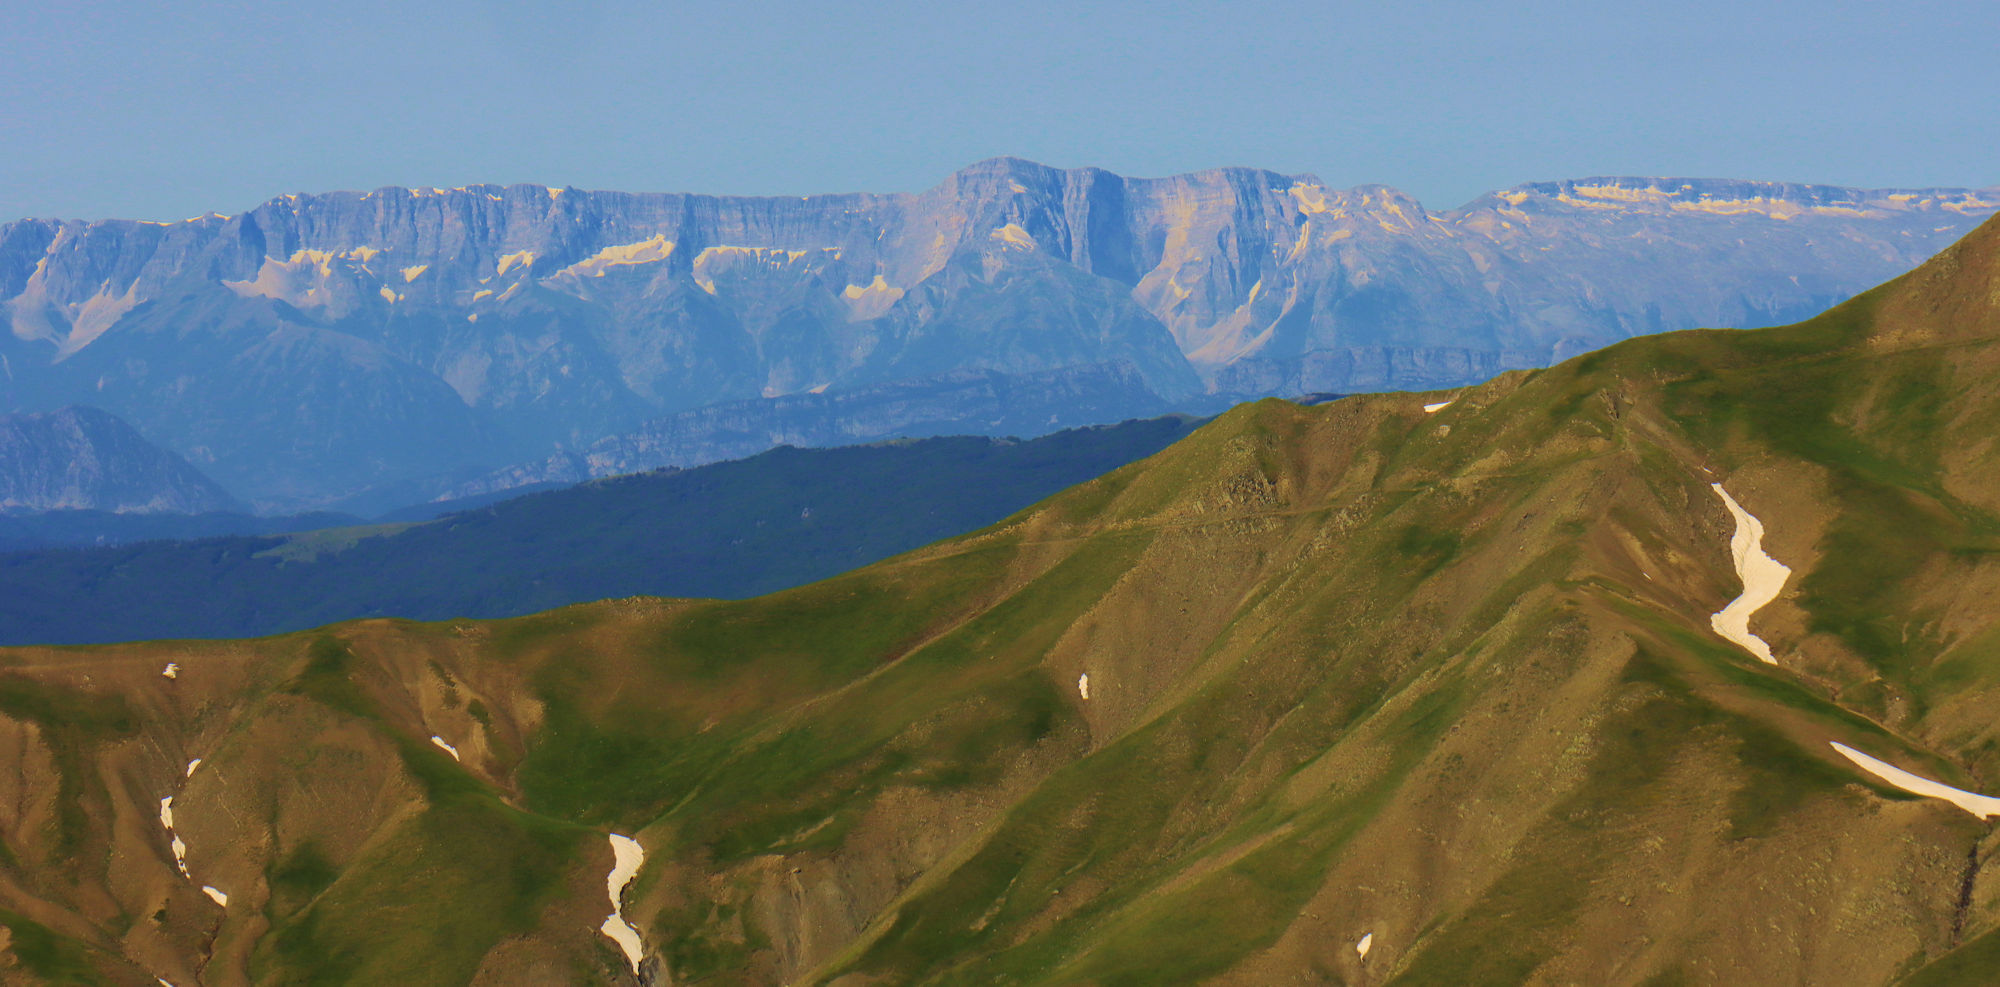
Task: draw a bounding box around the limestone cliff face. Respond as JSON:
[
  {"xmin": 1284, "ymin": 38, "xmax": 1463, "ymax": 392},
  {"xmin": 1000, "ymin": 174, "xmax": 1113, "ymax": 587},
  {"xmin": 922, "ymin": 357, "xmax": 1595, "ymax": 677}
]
[
  {"xmin": 3, "ymin": 159, "xmax": 1991, "ymax": 507},
  {"xmin": 0, "ymin": 406, "xmax": 238, "ymax": 513}
]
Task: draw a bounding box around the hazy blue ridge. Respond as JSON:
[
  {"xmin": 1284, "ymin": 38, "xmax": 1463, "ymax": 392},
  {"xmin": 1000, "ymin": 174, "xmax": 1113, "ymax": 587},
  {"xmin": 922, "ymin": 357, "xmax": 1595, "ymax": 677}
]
[{"xmin": 0, "ymin": 416, "xmax": 1200, "ymax": 645}]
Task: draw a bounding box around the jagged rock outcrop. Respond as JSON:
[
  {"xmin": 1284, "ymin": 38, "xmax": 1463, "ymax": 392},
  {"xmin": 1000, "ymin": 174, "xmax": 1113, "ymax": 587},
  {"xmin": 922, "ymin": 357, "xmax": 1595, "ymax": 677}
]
[
  {"xmin": 0, "ymin": 406, "xmax": 238, "ymax": 513},
  {"xmin": 4, "ymin": 159, "xmax": 1992, "ymax": 507}
]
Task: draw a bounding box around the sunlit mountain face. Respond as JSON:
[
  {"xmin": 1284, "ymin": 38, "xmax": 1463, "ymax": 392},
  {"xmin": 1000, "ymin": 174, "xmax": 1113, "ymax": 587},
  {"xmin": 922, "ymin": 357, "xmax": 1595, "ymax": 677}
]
[{"xmin": 4, "ymin": 159, "xmax": 1991, "ymax": 511}]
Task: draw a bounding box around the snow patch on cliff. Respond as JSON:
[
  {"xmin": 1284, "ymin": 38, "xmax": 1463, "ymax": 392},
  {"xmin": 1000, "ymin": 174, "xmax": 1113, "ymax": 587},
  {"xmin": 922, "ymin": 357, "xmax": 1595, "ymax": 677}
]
[
  {"xmin": 1942, "ymin": 193, "xmax": 1999, "ymax": 213},
  {"xmin": 224, "ymin": 248, "xmax": 386, "ymax": 306},
  {"xmin": 991, "ymin": 224, "xmax": 1035, "ymax": 250},
  {"xmin": 495, "ymin": 251, "xmax": 537, "ymax": 277},
  {"xmin": 842, "ymin": 274, "xmax": 897, "ymax": 300},
  {"xmin": 62, "ymin": 280, "xmax": 141, "ymax": 354},
  {"xmin": 690, "ymin": 245, "xmax": 835, "ymax": 294},
  {"xmin": 557, "ymin": 234, "xmax": 675, "ymax": 278},
  {"xmin": 1290, "ymin": 182, "xmax": 1331, "ymax": 215},
  {"xmin": 1567, "ymin": 183, "xmax": 1675, "ymax": 205},
  {"xmin": 841, "ymin": 274, "xmax": 904, "ymax": 318}
]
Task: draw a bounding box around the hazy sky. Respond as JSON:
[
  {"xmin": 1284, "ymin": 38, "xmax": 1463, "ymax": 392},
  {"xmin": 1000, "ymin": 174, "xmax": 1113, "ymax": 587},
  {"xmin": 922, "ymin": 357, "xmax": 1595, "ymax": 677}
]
[{"xmin": 8, "ymin": 0, "xmax": 1996, "ymax": 221}]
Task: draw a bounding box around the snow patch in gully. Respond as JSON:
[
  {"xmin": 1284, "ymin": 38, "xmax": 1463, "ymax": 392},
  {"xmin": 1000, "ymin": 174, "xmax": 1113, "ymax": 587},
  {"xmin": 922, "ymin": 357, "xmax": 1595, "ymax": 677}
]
[
  {"xmin": 601, "ymin": 834, "xmax": 646, "ymax": 974},
  {"xmin": 1708, "ymin": 483, "xmax": 1791, "ymax": 664},
  {"xmin": 1830, "ymin": 743, "xmax": 2000, "ymax": 819}
]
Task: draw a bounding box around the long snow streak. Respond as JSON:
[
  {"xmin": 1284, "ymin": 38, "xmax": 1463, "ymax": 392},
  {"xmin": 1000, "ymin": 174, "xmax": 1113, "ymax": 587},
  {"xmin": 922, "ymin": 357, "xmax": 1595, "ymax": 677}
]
[
  {"xmin": 600, "ymin": 834, "xmax": 646, "ymax": 974},
  {"xmin": 160, "ymin": 767, "xmax": 222, "ymax": 906},
  {"xmin": 159, "ymin": 797, "xmax": 189, "ymax": 877},
  {"xmin": 1830, "ymin": 742, "xmax": 2000, "ymax": 819},
  {"xmin": 1708, "ymin": 483, "xmax": 1791, "ymax": 663}
]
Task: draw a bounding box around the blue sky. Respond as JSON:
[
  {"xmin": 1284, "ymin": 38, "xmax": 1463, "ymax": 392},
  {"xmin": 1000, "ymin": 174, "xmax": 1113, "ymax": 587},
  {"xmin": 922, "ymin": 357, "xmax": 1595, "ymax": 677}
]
[{"xmin": 9, "ymin": 0, "xmax": 1996, "ymax": 221}]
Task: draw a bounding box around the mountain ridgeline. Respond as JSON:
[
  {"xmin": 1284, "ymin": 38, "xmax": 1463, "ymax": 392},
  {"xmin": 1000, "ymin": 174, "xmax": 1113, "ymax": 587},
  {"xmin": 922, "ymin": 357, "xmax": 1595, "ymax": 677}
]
[
  {"xmin": 3, "ymin": 212, "xmax": 2000, "ymax": 982},
  {"xmin": 3, "ymin": 159, "xmax": 1992, "ymax": 508}
]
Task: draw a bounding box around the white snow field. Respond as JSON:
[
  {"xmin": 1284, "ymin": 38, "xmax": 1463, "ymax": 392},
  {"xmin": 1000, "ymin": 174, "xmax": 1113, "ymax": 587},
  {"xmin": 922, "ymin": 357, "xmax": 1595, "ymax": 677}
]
[
  {"xmin": 1708, "ymin": 483, "xmax": 1792, "ymax": 663},
  {"xmin": 601, "ymin": 834, "xmax": 647, "ymax": 973},
  {"xmin": 1829, "ymin": 742, "xmax": 2000, "ymax": 819}
]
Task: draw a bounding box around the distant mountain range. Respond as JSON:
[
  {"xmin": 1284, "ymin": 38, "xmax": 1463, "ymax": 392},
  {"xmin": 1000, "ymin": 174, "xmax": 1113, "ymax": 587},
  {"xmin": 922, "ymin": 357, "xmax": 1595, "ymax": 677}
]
[{"xmin": 5, "ymin": 159, "xmax": 1993, "ymax": 509}]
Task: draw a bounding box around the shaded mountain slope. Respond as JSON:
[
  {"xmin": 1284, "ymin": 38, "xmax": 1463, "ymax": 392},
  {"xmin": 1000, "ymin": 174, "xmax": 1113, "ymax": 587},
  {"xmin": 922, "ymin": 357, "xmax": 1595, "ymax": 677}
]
[
  {"xmin": 0, "ymin": 406, "xmax": 239, "ymax": 514},
  {"xmin": 0, "ymin": 416, "xmax": 1201, "ymax": 645},
  {"xmin": 3, "ymin": 219, "xmax": 2000, "ymax": 983}
]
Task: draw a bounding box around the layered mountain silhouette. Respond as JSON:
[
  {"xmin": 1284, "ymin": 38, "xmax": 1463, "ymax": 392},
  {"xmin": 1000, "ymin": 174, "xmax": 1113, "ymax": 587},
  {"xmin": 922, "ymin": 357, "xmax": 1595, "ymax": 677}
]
[
  {"xmin": 1, "ymin": 208, "xmax": 1998, "ymax": 982},
  {"xmin": 4, "ymin": 159, "xmax": 1992, "ymax": 509}
]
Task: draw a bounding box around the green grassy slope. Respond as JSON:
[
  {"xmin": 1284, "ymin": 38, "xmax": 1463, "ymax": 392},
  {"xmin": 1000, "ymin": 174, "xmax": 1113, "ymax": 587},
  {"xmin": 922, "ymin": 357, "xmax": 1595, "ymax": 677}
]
[{"xmin": 2, "ymin": 218, "xmax": 2000, "ymax": 983}]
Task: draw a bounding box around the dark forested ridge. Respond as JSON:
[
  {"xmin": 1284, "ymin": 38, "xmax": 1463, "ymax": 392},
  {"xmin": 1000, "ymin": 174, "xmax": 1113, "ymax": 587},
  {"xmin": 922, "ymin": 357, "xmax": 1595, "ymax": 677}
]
[{"xmin": 0, "ymin": 416, "xmax": 1200, "ymax": 644}]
